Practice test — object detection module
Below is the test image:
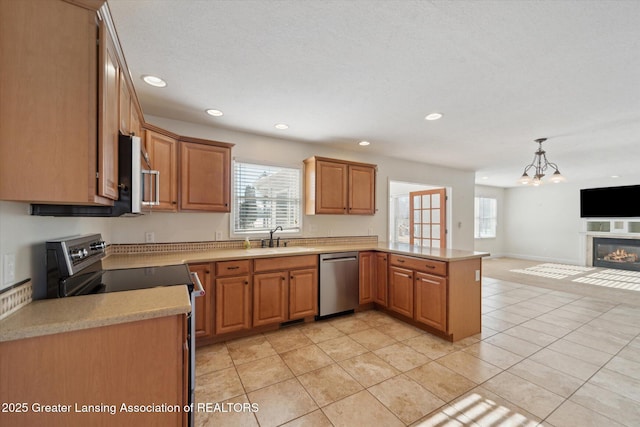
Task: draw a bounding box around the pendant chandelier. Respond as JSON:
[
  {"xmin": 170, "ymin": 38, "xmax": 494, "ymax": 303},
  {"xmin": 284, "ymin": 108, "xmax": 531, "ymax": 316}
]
[{"xmin": 517, "ymin": 138, "xmax": 566, "ymax": 186}]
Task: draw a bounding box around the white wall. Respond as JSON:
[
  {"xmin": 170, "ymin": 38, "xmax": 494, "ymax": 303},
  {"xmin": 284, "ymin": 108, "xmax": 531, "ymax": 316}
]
[
  {"xmin": 1, "ymin": 116, "xmax": 477, "ymax": 297},
  {"xmin": 502, "ymin": 175, "xmax": 640, "ymax": 264},
  {"xmin": 474, "ymin": 185, "xmax": 506, "ymax": 258}
]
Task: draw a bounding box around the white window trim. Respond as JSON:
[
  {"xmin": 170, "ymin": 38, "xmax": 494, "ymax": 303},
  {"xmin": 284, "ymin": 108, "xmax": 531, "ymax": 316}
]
[
  {"xmin": 474, "ymin": 196, "xmax": 497, "ymax": 239},
  {"xmin": 230, "ymin": 158, "xmax": 303, "ymax": 239}
]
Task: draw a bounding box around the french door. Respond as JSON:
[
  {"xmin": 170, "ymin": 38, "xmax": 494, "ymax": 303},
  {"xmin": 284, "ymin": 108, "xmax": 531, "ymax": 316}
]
[{"xmin": 409, "ymin": 188, "xmax": 446, "ymax": 248}]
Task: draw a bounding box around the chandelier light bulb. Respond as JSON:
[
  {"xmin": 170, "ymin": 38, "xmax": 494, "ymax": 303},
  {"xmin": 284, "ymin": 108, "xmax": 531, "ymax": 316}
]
[{"xmin": 516, "ymin": 138, "xmax": 566, "ymax": 186}]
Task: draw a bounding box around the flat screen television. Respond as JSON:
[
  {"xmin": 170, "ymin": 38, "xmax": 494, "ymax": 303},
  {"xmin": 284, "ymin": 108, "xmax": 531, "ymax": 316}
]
[{"xmin": 580, "ymin": 185, "xmax": 640, "ymax": 218}]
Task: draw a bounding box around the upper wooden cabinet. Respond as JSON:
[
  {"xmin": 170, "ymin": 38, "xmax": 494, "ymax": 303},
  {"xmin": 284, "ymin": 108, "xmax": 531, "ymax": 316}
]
[
  {"xmin": 145, "ymin": 128, "xmax": 178, "ymax": 211},
  {"xmin": 97, "ymin": 17, "xmax": 120, "ymax": 201},
  {"xmin": 0, "ymin": 0, "xmax": 117, "ymax": 205},
  {"xmin": 304, "ymin": 157, "xmax": 376, "ymax": 215},
  {"xmin": 180, "ymin": 140, "xmax": 232, "ymax": 212}
]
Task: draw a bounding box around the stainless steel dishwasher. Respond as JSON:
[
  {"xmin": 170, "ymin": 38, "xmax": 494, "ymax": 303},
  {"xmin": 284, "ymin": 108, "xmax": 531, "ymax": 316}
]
[{"xmin": 319, "ymin": 252, "xmax": 359, "ymax": 318}]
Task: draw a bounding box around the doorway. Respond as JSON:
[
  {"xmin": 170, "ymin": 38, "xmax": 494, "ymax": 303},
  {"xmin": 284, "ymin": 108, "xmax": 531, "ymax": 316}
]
[{"xmin": 389, "ymin": 180, "xmax": 450, "ymax": 248}]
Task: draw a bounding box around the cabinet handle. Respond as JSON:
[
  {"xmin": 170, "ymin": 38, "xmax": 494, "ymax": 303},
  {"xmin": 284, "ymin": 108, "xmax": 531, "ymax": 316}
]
[
  {"xmin": 172, "ymin": 201, "xmax": 177, "ymax": 204},
  {"xmin": 225, "ymin": 203, "xmax": 228, "ymax": 207},
  {"xmin": 425, "ymin": 264, "xmax": 435, "ymax": 269},
  {"xmin": 398, "ymin": 259, "xmax": 405, "ymax": 263},
  {"xmin": 227, "ymin": 266, "xmax": 240, "ymax": 270},
  {"xmin": 205, "ymin": 270, "xmax": 210, "ymax": 274},
  {"xmin": 290, "ymin": 276, "xmax": 294, "ymax": 280},
  {"xmin": 281, "ymin": 276, "xmax": 285, "ymax": 281},
  {"xmin": 244, "ymin": 281, "xmax": 249, "ymax": 285}
]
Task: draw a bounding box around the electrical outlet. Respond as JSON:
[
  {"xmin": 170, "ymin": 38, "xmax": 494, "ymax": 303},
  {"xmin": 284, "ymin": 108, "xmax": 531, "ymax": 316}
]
[
  {"xmin": 215, "ymin": 231, "xmax": 222, "ymax": 241},
  {"xmin": 3, "ymin": 253, "xmax": 16, "ymax": 285},
  {"xmin": 145, "ymin": 232, "xmax": 155, "ymax": 243},
  {"xmin": 368, "ymin": 228, "xmax": 374, "ymax": 235},
  {"xmin": 475, "ymin": 270, "xmax": 480, "ymax": 281}
]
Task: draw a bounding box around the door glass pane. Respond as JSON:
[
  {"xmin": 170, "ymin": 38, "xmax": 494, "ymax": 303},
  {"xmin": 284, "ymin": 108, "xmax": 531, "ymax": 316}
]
[
  {"xmin": 432, "ymin": 209, "xmax": 440, "ymax": 224},
  {"xmin": 414, "ymin": 210, "xmax": 421, "ymax": 223},
  {"xmin": 421, "ymin": 239, "xmax": 430, "ymax": 247},
  {"xmin": 432, "ymin": 194, "xmax": 440, "ymax": 208},
  {"xmin": 423, "ymin": 226, "xmax": 430, "ymax": 238},
  {"xmin": 414, "ymin": 224, "xmax": 421, "ymax": 238},
  {"xmin": 432, "ymin": 239, "xmax": 440, "ymax": 247},
  {"xmin": 413, "ymin": 195, "xmax": 421, "ymax": 209},
  {"xmin": 432, "ymin": 224, "xmax": 440, "ymax": 238},
  {"xmin": 422, "ymin": 195, "xmax": 430, "ymax": 209}
]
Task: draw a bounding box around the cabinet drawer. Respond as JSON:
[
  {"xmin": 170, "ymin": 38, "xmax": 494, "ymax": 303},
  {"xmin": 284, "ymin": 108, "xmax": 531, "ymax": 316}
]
[
  {"xmin": 389, "ymin": 254, "xmax": 447, "ymax": 276},
  {"xmin": 216, "ymin": 260, "xmax": 251, "ymax": 277},
  {"xmin": 254, "ymin": 255, "xmax": 318, "ymax": 273}
]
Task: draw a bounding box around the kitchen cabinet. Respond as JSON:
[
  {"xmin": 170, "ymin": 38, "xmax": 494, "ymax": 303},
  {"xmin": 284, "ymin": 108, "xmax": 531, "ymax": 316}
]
[
  {"xmin": 359, "ymin": 252, "xmax": 375, "ymax": 304},
  {"xmin": 388, "ymin": 266, "xmax": 414, "ymax": 318},
  {"xmin": 119, "ymin": 70, "xmax": 132, "ymax": 134},
  {"xmin": 374, "ymin": 252, "xmax": 388, "ymax": 306},
  {"xmin": 253, "ymin": 255, "xmax": 318, "ymax": 325},
  {"xmin": 189, "ymin": 263, "xmax": 214, "ymax": 340},
  {"xmin": 0, "ymin": 314, "xmax": 187, "ymax": 427},
  {"xmin": 0, "ymin": 0, "xmax": 118, "ymax": 205},
  {"xmin": 304, "ymin": 156, "xmax": 376, "ymax": 215},
  {"xmin": 179, "ymin": 140, "xmax": 232, "ymax": 212},
  {"xmin": 145, "ymin": 128, "xmax": 178, "ymax": 211},
  {"xmin": 215, "ymin": 260, "xmax": 252, "ymax": 335},
  {"xmin": 97, "ymin": 17, "xmax": 120, "ymax": 201},
  {"xmin": 387, "ymin": 254, "xmax": 481, "ymax": 341}
]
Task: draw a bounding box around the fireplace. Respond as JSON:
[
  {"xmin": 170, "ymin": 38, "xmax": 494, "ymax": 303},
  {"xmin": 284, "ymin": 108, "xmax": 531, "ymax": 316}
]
[{"xmin": 593, "ymin": 237, "xmax": 640, "ymax": 272}]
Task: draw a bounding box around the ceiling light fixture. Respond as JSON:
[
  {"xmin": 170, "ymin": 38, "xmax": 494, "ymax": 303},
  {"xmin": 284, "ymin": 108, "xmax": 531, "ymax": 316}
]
[
  {"xmin": 517, "ymin": 138, "xmax": 566, "ymax": 186},
  {"xmin": 141, "ymin": 75, "xmax": 167, "ymax": 87},
  {"xmin": 274, "ymin": 123, "xmax": 289, "ymax": 130},
  {"xmin": 425, "ymin": 113, "xmax": 443, "ymax": 121},
  {"xmin": 359, "ymin": 141, "xmax": 370, "ymax": 146},
  {"xmin": 206, "ymin": 109, "xmax": 224, "ymax": 117}
]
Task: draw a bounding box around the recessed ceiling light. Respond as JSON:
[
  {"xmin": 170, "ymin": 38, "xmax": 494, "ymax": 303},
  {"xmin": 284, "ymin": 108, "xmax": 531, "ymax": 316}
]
[
  {"xmin": 425, "ymin": 113, "xmax": 443, "ymax": 121},
  {"xmin": 141, "ymin": 75, "xmax": 167, "ymax": 88},
  {"xmin": 611, "ymin": 175, "xmax": 620, "ymax": 178},
  {"xmin": 274, "ymin": 123, "xmax": 289, "ymax": 130},
  {"xmin": 481, "ymin": 176, "xmax": 489, "ymax": 180},
  {"xmin": 206, "ymin": 109, "xmax": 224, "ymax": 117},
  {"xmin": 359, "ymin": 141, "xmax": 370, "ymax": 146}
]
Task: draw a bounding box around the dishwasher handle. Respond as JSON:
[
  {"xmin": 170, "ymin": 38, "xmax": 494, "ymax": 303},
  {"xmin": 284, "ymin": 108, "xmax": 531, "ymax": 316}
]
[
  {"xmin": 190, "ymin": 272, "xmax": 205, "ymax": 297},
  {"xmin": 321, "ymin": 256, "xmax": 358, "ymax": 263}
]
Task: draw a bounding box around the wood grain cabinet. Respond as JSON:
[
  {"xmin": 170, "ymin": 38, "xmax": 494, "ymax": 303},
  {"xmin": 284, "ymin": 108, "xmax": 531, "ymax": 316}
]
[
  {"xmin": 359, "ymin": 252, "xmax": 375, "ymax": 304},
  {"xmin": 180, "ymin": 140, "xmax": 232, "ymax": 212},
  {"xmin": 388, "ymin": 266, "xmax": 414, "ymax": 318},
  {"xmin": 374, "ymin": 252, "xmax": 388, "ymax": 306},
  {"xmin": 214, "ymin": 260, "xmax": 252, "ymax": 335},
  {"xmin": 415, "ymin": 271, "xmax": 447, "ymax": 331},
  {"xmin": 253, "ymin": 255, "xmax": 318, "ymax": 326},
  {"xmin": 304, "ymin": 157, "xmax": 376, "ymax": 215},
  {"xmin": 188, "ymin": 263, "xmax": 214, "ymax": 341},
  {"xmin": 0, "ymin": 0, "xmax": 121, "ymax": 205},
  {"xmin": 145, "ymin": 128, "xmax": 179, "ymax": 211},
  {"xmin": 0, "ymin": 315, "xmax": 187, "ymax": 427}
]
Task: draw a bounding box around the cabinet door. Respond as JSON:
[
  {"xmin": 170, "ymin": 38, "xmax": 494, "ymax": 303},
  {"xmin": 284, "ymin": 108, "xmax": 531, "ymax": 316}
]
[
  {"xmin": 359, "ymin": 252, "xmax": 374, "ymax": 304},
  {"xmin": 374, "ymin": 253, "xmax": 388, "ymax": 306},
  {"xmin": 348, "ymin": 165, "xmax": 376, "ymax": 215},
  {"xmin": 180, "ymin": 142, "xmax": 231, "ymax": 211},
  {"xmin": 289, "ymin": 268, "xmax": 318, "ymax": 319},
  {"xmin": 316, "ymin": 160, "xmax": 348, "ymax": 214},
  {"xmin": 215, "ymin": 275, "xmax": 251, "ymax": 334},
  {"xmin": 189, "ymin": 263, "xmax": 213, "ymax": 340},
  {"xmin": 119, "ymin": 71, "xmax": 131, "ymax": 134},
  {"xmin": 146, "ymin": 130, "xmax": 178, "ymax": 211},
  {"xmin": 415, "ymin": 272, "xmax": 447, "ymax": 331},
  {"xmin": 97, "ymin": 19, "xmax": 120, "ymax": 201},
  {"xmin": 253, "ymin": 272, "xmax": 288, "ymax": 327},
  {"xmin": 388, "ymin": 266, "xmax": 414, "ymax": 318}
]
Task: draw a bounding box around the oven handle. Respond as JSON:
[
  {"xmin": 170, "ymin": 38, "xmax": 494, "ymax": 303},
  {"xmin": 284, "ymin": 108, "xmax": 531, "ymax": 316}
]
[
  {"xmin": 141, "ymin": 169, "xmax": 160, "ymax": 206},
  {"xmin": 190, "ymin": 272, "xmax": 205, "ymax": 297}
]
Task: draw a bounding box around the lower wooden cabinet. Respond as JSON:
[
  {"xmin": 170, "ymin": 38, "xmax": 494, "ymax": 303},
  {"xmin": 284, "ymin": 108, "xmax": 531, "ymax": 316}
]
[
  {"xmin": 414, "ymin": 271, "xmax": 447, "ymax": 331},
  {"xmin": 215, "ymin": 275, "xmax": 251, "ymax": 335},
  {"xmin": 253, "ymin": 272, "xmax": 287, "ymax": 327},
  {"xmin": 189, "ymin": 263, "xmax": 214, "ymax": 340},
  {"xmin": 0, "ymin": 315, "xmax": 187, "ymax": 426},
  {"xmin": 374, "ymin": 252, "xmax": 388, "ymax": 306},
  {"xmin": 359, "ymin": 252, "xmax": 375, "ymax": 304},
  {"xmin": 289, "ymin": 268, "xmax": 318, "ymax": 319},
  {"xmin": 388, "ymin": 266, "xmax": 414, "ymax": 318}
]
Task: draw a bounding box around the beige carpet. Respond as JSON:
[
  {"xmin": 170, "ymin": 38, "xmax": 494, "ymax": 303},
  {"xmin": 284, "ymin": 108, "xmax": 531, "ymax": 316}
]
[{"xmin": 482, "ymin": 257, "xmax": 640, "ymax": 306}]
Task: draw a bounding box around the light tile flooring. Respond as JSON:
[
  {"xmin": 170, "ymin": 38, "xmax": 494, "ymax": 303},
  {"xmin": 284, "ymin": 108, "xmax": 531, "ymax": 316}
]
[{"xmin": 195, "ymin": 276, "xmax": 640, "ymax": 426}]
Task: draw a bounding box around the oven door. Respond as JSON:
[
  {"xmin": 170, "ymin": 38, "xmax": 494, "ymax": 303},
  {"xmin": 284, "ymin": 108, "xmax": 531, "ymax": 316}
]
[{"xmin": 189, "ymin": 272, "xmax": 205, "ymax": 426}]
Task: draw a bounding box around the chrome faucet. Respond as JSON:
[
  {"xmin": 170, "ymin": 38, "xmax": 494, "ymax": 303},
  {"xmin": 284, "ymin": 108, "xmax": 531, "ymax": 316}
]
[{"xmin": 269, "ymin": 226, "xmax": 283, "ymax": 247}]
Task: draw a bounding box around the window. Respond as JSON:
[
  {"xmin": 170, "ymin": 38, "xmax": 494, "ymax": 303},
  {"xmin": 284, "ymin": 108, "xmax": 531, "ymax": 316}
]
[
  {"xmin": 232, "ymin": 160, "xmax": 302, "ymax": 235},
  {"xmin": 474, "ymin": 197, "xmax": 497, "ymax": 238}
]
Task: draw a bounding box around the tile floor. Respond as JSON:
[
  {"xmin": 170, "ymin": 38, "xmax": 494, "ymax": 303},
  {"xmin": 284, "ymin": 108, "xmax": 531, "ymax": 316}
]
[{"xmin": 195, "ymin": 276, "xmax": 640, "ymax": 426}]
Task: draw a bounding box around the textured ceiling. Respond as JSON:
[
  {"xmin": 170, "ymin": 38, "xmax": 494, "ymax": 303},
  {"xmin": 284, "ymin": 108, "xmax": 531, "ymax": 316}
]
[{"xmin": 108, "ymin": 0, "xmax": 640, "ymax": 187}]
